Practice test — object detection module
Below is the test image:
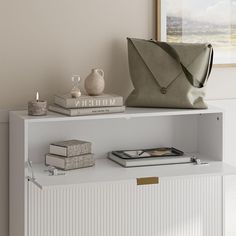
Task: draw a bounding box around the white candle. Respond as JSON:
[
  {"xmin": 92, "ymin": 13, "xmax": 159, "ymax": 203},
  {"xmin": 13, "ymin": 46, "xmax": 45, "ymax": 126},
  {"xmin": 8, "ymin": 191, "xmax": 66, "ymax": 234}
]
[
  {"xmin": 36, "ymin": 92, "xmax": 39, "ymax": 102},
  {"xmin": 28, "ymin": 91, "xmax": 47, "ymax": 116}
]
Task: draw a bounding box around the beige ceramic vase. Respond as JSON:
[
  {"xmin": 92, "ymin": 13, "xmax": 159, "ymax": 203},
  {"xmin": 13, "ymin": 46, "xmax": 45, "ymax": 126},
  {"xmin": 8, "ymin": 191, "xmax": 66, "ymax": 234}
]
[{"xmin": 84, "ymin": 69, "xmax": 105, "ymax": 96}]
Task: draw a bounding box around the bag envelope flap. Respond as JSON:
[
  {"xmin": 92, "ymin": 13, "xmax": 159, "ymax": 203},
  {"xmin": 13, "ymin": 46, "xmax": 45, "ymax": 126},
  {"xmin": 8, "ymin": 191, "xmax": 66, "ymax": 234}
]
[
  {"xmin": 171, "ymin": 43, "xmax": 211, "ymax": 67},
  {"xmin": 130, "ymin": 38, "xmax": 180, "ymax": 88},
  {"xmin": 129, "ymin": 38, "xmax": 210, "ymax": 88},
  {"xmin": 172, "ymin": 43, "xmax": 212, "ymax": 86}
]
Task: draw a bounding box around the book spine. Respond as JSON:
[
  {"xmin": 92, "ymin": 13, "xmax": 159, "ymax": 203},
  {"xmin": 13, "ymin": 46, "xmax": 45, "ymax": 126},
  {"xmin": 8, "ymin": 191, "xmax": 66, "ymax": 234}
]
[
  {"xmin": 49, "ymin": 105, "xmax": 70, "ymax": 115},
  {"xmin": 55, "ymin": 96, "xmax": 123, "ymax": 108},
  {"xmin": 54, "ymin": 96, "xmax": 67, "ymax": 108},
  {"xmin": 67, "ymin": 142, "xmax": 92, "ymax": 157},
  {"xmin": 64, "ymin": 154, "xmax": 95, "ymax": 170},
  {"xmin": 70, "ymin": 106, "xmax": 126, "ymax": 116}
]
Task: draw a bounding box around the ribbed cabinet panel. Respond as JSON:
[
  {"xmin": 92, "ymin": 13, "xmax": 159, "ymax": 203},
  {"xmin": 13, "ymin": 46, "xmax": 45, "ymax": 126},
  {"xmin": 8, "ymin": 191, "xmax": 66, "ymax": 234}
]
[{"xmin": 28, "ymin": 175, "xmax": 222, "ymax": 236}]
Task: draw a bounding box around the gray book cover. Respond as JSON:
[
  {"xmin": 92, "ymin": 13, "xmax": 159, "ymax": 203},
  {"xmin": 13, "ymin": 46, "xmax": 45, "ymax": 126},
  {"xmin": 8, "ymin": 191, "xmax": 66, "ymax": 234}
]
[
  {"xmin": 50, "ymin": 139, "xmax": 92, "ymax": 157},
  {"xmin": 46, "ymin": 153, "xmax": 95, "ymax": 170},
  {"xmin": 55, "ymin": 93, "xmax": 123, "ymax": 108}
]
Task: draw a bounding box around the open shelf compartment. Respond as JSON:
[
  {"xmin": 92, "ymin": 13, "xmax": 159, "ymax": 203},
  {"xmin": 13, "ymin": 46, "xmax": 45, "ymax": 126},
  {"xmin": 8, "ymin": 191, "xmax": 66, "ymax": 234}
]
[{"xmin": 10, "ymin": 106, "xmax": 236, "ymax": 188}]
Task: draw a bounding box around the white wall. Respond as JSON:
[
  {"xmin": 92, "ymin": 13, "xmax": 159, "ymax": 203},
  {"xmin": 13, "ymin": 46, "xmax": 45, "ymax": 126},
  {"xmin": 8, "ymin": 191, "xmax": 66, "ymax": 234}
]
[
  {"xmin": 0, "ymin": 1, "xmax": 236, "ymax": 236},
  {"xmin": 207, "ymin": 68, "xmax": 236, "ymax": 100}
]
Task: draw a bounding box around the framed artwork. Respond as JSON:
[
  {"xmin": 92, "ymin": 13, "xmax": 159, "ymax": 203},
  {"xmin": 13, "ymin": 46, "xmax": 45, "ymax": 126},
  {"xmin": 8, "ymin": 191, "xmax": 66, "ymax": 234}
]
[{"xmin": 157, "ymin": 0, "xmax": 236, "ymax": 66}]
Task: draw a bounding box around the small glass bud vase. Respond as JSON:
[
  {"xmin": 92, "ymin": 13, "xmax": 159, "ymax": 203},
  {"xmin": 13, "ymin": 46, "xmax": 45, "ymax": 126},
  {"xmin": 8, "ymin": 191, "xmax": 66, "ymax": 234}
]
[{"xmin": 71, "ymin": 75, "xmax": 81, "ymax": 98}]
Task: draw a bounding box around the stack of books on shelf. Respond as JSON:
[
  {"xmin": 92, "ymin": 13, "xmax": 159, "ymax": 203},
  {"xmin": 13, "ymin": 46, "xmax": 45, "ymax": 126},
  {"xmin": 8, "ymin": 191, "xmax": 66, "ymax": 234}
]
[
  {"xmin": 49, "ymin": 93, "xmax": 125, "ymax": 116},
  {"xmin": 45, "ymin": 140, "xmax": 94, "ymax": 170},
  {"xmin": 108, "ymin": 147, "xmax": 194, "ymax": 168}
]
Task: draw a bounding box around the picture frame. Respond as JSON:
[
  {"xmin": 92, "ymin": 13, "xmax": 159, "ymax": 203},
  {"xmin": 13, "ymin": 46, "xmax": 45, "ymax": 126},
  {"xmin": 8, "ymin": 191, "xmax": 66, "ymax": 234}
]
[{"xmin": 156, "ymin": 0, "xmax": 236, "ymax": 67}]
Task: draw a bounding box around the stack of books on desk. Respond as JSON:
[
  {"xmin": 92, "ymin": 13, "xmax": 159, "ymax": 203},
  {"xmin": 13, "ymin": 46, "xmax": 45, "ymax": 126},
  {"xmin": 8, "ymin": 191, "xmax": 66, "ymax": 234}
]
[
  {"xmin": 45, "ymin": 140, "xmax": 95, "ymax": 170},
  {"xmin": 49, "ymin": 93, "xmax": 125, "ymax": 116}
]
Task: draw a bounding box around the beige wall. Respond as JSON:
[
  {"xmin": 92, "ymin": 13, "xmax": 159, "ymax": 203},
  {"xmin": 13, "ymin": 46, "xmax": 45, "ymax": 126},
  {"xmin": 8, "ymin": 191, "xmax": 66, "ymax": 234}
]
[
  {"xmin": 0, "ymin": 1, "xmax": 236, "ymax": 236},
  {"xmin": 0, "ymin": 0, "xmax": 235, "ymax": 110},
  {"xmin": 0, "ymin": 123, "xmax": 8, "ymax": 236},
  {"xmin": 0, "ymin": 0, "xmax": 155, "ymax": 109},
  {"xmin": 0, "ymin": 1, "xmax": 156, "ymax": 235}
]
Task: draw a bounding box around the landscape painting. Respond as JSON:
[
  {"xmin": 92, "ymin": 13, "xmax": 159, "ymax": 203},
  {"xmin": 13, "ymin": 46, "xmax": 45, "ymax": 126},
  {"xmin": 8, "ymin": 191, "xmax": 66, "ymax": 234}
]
[{"xmin": 158, "ymin": 0, "xmax": 236, "ymax": 65}]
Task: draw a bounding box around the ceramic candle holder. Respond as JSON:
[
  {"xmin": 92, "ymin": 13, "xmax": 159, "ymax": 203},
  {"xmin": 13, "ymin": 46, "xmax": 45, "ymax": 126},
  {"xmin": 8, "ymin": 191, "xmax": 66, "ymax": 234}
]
[{"xmin": 28, "ymin": 100, "xmax": 47, "ymax": 116}]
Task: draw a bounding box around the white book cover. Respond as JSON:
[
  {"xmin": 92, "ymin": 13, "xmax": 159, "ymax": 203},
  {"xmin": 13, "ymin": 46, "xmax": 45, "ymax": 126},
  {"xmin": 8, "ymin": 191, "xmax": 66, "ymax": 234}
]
[
  {"xmin": 55, "ymin": 93, "xmax": 123, "ymax": 108},
  {"xmin": 49, "ymin": 105, "xmax": 126, "ymax": 116}
]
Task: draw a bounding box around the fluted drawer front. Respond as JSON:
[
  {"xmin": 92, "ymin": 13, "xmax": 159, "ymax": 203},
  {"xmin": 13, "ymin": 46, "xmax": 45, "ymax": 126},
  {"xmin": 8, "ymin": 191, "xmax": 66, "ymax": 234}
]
[{"xmin": 28, "ymin": 175, "xmax": 222, "ymax": 236}]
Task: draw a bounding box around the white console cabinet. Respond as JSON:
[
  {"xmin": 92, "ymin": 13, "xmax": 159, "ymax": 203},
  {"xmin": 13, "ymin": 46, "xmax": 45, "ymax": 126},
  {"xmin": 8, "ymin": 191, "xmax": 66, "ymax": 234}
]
[{"xmin": 10, "ymin": 107, "xmax": 236, "ymax": 236}]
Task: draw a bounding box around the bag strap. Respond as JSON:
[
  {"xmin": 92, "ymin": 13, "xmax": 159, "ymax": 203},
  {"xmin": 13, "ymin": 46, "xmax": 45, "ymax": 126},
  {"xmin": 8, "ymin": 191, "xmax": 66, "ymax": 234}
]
[
  {"xmin": 150, "ymin": 40, "xmax": 213, "ymax": 88},
  {"xmin": 202, "ymin": 46, "xmax": 214, "ymax": 86}
]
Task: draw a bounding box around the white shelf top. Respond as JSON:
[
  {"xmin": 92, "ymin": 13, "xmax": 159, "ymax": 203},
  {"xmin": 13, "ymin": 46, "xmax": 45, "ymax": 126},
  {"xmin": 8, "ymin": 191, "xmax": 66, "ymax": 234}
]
[
  {"xmin": 29, "ymin": 158, "xmax": 236, "ymax": 189},
  {"xmin": 12, "ymin": 106, "xmax": 223, "ymax": 123}
]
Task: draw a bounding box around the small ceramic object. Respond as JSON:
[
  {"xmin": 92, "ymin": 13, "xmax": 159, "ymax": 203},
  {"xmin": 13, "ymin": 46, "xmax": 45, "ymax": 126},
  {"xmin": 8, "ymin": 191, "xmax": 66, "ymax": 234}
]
[
  {"xmin": 71, "ymin": 75, "xmax": 81, "ymax": 98},
  {"xmin": 28, "ymin": 92, "xmax": 47, "ymax": 116},
  {"xmin": 84, "ymin": 68, "xmax": 105, "ymax": 96}
]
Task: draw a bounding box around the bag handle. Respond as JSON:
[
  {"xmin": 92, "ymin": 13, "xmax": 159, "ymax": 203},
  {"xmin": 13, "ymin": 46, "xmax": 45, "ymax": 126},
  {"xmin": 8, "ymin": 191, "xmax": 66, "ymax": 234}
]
[
  {"xmin": 203, "ymin": 47, "xmax": 214, "ymax": 86},
  {"xmin": 150, "ymin": 40, "xmax": 213, "ymax": 88}
]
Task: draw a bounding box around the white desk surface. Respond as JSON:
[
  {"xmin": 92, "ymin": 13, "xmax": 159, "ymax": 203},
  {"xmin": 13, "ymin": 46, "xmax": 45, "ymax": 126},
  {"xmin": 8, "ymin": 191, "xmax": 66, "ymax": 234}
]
[
  {"xmin": 29, "ymin": 158, "xmax": 236, "ymax": 188},
  {"xmin": 12, "ymin": 106, "xmax": 223, "ymax": 123}
]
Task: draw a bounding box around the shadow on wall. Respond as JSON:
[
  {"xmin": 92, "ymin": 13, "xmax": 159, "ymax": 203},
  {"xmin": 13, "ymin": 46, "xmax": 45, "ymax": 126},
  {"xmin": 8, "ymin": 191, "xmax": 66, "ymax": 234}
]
[{"xmin": 104, "ymin": 38, "xmax": 133, "ymax": 99}]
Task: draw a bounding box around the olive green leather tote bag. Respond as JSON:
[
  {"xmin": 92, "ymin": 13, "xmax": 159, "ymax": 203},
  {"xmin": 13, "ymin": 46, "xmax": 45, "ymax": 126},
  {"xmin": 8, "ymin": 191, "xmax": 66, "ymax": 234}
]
[{"xmin": 126, "ymin": 38, "xmax": 213, "ymax": 109}]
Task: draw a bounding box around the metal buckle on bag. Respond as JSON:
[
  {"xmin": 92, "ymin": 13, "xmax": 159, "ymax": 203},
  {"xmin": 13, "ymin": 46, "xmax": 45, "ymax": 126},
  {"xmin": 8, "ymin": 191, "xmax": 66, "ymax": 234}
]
[{"xmin": 160, "ymin": 87, "xmax": 167, "ymax": 94}]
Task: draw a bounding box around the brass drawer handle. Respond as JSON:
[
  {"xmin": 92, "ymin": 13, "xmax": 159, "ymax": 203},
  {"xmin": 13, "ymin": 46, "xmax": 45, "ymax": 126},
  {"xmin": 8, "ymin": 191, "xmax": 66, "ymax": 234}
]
[{"xmin": 137, "ymin": 177, "xmax": 159, "ymax": 186}]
